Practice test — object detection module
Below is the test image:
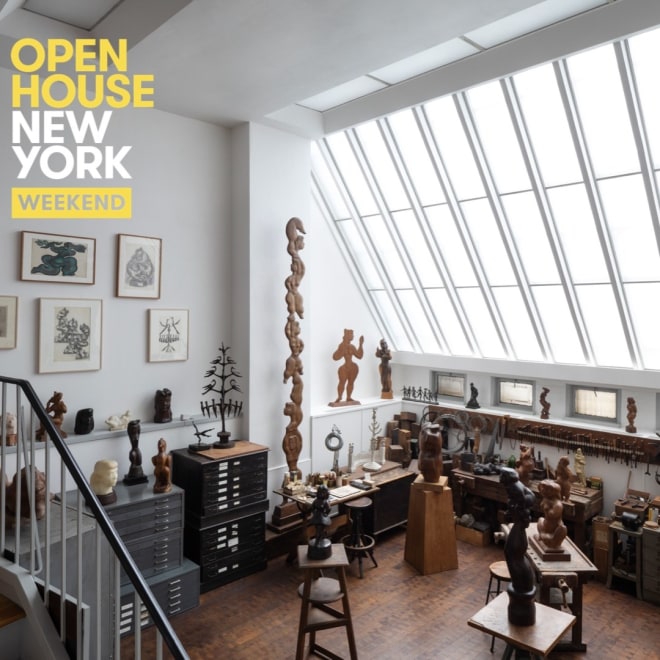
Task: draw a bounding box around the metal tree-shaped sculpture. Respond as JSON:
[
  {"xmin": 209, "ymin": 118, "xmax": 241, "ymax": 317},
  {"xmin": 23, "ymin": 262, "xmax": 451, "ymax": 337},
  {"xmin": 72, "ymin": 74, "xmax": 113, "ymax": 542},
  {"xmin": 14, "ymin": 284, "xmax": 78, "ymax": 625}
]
[{"xmin": 201, "ymin": 343, "xmax": 243, "ymax": 449}]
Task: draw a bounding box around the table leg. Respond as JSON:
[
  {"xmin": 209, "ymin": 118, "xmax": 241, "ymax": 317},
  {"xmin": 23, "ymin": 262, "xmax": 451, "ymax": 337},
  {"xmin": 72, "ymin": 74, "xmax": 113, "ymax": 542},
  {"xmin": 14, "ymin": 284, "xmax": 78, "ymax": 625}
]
[{"xmin": 296, "ymin": 572, "xmax": 312, "ymax": 660}]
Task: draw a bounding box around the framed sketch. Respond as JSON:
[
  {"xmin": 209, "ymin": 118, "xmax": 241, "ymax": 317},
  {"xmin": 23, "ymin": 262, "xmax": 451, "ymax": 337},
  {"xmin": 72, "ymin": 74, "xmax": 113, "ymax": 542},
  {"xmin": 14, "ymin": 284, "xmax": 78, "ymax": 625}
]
[
  {"xmin": 0, "ymin": 296, "xmax": 18, "ymax": 349},
  {"xmin": 148, "ymin": 309, "xmax": 189, "ymax": 362},
  {"xmin": 116, "ymin": 234, "xmax": 162, "ymax": 298},
  {"xmin": 21, "ymin": 231, "xmax": 96, "ymax": 284},
  {"xmin": 39, "ymin": 298, "xmax": 102, "ymax": 373}
]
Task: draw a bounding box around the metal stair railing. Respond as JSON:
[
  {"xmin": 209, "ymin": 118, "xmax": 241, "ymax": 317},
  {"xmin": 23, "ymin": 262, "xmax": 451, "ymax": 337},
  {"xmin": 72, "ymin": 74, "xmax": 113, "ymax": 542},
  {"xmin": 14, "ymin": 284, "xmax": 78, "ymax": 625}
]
[{"xmin": 0, "ymin": 375, "xmax": 189, "ymax": 659}]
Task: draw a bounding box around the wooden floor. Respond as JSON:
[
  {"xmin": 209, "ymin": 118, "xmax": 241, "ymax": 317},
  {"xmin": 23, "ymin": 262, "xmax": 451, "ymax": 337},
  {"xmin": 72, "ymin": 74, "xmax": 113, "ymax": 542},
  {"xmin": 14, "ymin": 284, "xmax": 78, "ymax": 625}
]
[{"xmin": 125, "ymin": 527, "xmax": 659, "ymax": 659}]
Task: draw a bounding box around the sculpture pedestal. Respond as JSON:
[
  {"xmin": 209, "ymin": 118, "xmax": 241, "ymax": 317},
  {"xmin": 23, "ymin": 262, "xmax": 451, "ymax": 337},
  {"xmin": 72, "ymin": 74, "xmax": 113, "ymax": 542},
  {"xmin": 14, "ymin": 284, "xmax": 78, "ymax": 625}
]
[{"xmin": 530, "ymin": 536, "xmax": 571, "ymax": 562}]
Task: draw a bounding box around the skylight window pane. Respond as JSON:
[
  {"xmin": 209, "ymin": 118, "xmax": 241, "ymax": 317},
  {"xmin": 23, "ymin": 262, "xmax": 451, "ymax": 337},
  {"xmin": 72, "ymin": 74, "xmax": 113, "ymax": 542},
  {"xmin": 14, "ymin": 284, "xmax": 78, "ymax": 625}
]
[
  {"xmin": 426, "ymin": 288, "xmax": 472, "ymax": 356},
  {"xmin": 396, "ymin": 290, "xmax": 442, "ymax": 353},
  {"xmin": 466, "ymin": 80, "xmax": 531, "ymax": 194},
  {"xmin": 575, "ymin": 284, "xmax": 632, "ymax": 368},
  {"xmin": 362, "ymin": 215, "xmax": 411, "ymax": 288},
  {"xmin": 371, "ymin": 290, "xmax": 412, "ymax": 351},
  {"xmin": 502, "ymin": 192, "xmax": 560, "ymax": 284},
  {"xmin": 387, "ymin": 109, "xmax": 446, "ymax": 206},
  {"xmin": 547, "ymin": 184, "xmax": 609, "ymax": 283},
  {"xmin": 513, "ymin": 63, "xmax": 582, "ymax": 187},
  {"xmin": 424, "ymin": 95, "xmax": 485, "ymax": 200},
  {"xmin": 335, "ymin": 219, "xmax": 380, "ymax": 289},
  {"xmin": 629, "ymin": 26, "xmax": 660, "ymax": 170},
  {"xmin": 426, "ymin": 205, "xmax": 478, "ymax": 287},
  {"xmin": 311, "ymin": 143, "xmax": 350, "ymax": 219},
  {"xmin": 457, "ymin": 288, "xmax": 507, "ymax": 359},
  {"xmin": 567, "ymin": 44, "xmax": 640, "ymax": 178},
  {"xmin": 492, "ymin": 287, "xmax": 543, "ymax": 362},
  {"xmin": 392, "ymin": 210, "xmax": 443, "ymax": 288},
  {"xmin": 599, "ymin": 175, "xmax": 660, "ymax": 281},
  {"xmin": 462, "ymin": 198, "xmax": 516, "ymax": 286},
  {"xmin": 532, "ymin": 285, "xmax": 586, "ymax": 364},
  {"xmin": 625, "ymin": 282, "xmax": 660, "ymax": 369},
  {"xmin": 355, "ymin": 122, "xmax": 409, "ymax": 212},
  {"xmin": 325, "ymin": 132, "xmax": 378, "ymax": 215}
]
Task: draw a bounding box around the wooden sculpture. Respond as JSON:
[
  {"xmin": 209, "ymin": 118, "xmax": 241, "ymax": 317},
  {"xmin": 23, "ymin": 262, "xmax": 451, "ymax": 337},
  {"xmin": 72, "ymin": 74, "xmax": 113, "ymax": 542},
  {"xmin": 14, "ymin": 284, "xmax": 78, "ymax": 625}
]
[
  {"xmin": 555, "ymin": 455, "xmax": 574, "ymax": 501},
  {"xmin": 535, "ymin": 479, "xmax": 567, "ymax": 550},
  {"xmin": 626, "ymin": 397, "xmax": 637, "ymax": 433},
  {"xmin": 6, "ymin": 467, "xmax": 47, "ymax": 521},
  {"xmin": 375, "ymin": 338, "xmax": 393, "ymax": 399},
  {"xmin": 152, "ymin": 437, "xmax": 172, "ymax": 494},
  {"xmin": 539, "ymin": 386, "xmax": 551, "ymax": 419},
  {"xmin": 515, "ymin": 444, "xmax": 535, "ymax": 487},
  {"xmin": 36, "ymin": 391, "xmax": 67, "ymax": 440},
  {"xmin": 418, "ymin": 422, "xmax": 443, "ymax": 483},
  {"xmin": 282, "ymin": 217, "xmax": 306, "ymax": 478},
  {"xmin": 329, "ymin": 328, "xmax": 364, "ymax": 407}
]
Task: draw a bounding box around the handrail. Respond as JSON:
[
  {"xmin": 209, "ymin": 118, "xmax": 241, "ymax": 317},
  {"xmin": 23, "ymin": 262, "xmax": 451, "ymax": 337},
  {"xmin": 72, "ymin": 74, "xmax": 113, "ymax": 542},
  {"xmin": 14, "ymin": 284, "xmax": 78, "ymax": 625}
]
[{"xmin": 2, "ymin": 376, "xmax": 188, "ymax": 660}]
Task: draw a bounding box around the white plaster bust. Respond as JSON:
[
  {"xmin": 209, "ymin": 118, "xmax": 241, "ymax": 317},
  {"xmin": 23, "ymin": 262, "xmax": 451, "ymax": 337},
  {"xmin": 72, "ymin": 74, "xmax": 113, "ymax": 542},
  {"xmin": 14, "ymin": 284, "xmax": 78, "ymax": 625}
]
[{"xmin": 90, "ymin": 459, "xmax": 118, "ymax": 496}]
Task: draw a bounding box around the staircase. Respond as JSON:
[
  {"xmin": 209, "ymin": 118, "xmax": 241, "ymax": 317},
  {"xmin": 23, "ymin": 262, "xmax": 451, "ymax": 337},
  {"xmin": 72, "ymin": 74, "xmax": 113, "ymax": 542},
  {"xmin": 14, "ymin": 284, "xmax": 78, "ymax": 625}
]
[{"xmin": 0, "ymin": 376, "xmax": 189, "ymax": 659}]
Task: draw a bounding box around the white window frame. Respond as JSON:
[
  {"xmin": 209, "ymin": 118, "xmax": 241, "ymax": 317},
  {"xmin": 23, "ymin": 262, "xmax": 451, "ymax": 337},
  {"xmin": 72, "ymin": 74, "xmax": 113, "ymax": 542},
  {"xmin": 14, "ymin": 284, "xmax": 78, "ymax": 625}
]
[
  {"xmin": 568, "ymin": 385, "xmax": 619, "ymax": 424},
  {"xmin": 494, "ymin": 378, "xmax": 535, "ymax": 411}
]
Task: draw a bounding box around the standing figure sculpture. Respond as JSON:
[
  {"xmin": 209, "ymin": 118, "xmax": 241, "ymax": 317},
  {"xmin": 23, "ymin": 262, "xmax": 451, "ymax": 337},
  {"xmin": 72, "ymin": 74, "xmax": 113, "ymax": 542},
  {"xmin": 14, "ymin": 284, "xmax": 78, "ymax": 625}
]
[
  {"xmin": 36, "ymin": 391, "xmax": 68, "ymax": 440},
  {"xmin": 539, "ymin": 387, "xmax": 551, "ymax": 419},
  {"xmin": 329, "ymin": 329, "xmax": 364, "ymax": 407},
  {"xmin": 574, "ymin": 447, "xmax": 586, "ymax": 489},
  {"xmin": 308, "ymin": 484, "xmax": 332, "ymax": 559},
  {"xmin": 535, "ymin": 479, "xmax": 567, "ymax": 550},
  {"xmin": 555, "ymin": 456, "xmax": 574, "ymax": 501},
  {"xmin": 626, "ymin": 397, "xmax": 637, "ymax": 433},
  {"xmin": 124, "ymin": 419, "xmax": 148, "ymax": 485},
  {"xmin": 500, "ymin": 467, "xmax": 536, "ymax": 626},
  {"xmin": 152, "ymin": 438, "xmax": 172, "ymax": 494},
  {"xmin": 375, "ymin": 338, "xmax": 393, "ymax": 399},
  {"xmin": 466, "ymin": 382, "xmax": 480, "ymax": 409}
]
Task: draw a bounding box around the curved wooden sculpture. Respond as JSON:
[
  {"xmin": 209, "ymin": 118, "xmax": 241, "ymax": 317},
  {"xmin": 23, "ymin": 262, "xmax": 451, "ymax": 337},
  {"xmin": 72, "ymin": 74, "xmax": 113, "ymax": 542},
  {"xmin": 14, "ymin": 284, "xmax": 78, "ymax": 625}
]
[{"xmin": 283, "ymin": 217, "xmax": 306, "ymax": 478}]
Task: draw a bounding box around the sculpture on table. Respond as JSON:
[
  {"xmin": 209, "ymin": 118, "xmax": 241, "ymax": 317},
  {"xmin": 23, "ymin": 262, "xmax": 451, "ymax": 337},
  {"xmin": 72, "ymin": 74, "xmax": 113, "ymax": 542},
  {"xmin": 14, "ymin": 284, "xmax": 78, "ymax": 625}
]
[
  {"xmin": 329, "ymin": 328, "xmax": 364, "ymax": 407},
  {"xmin": 574, "ymin": 448, "xmax": 586, "ymax": 489},
  {"xmin": 539, "ymin": 387, "xmax": 551, "ymax": 420},
  {"xmin": 418, "ymin": 421, "xmax": 443, "ymax": 483},
  {"xmin": 282, "ymin": 217, "xmax": 306, "ymax": 478},
  {"xmin": 152, "ymin": 437, "xmax": 172, "ymax": 494},
  {"xmin": 535, "ymin": 479, "xmax": 567, "ymax": 550},
  {"xmin": 201, "ymin": 343, "xmax": 243, "ymax": 449},
  {"xmin": 555, "ymin": 455, "xmax": 574, "ymax": 502},
  {"xmin": 626, "ymin": 397, "xmax": 637, "ymax": 434},
  {"xmin": 90, "ymin": 459, "xmax": 119, "ymax": 505},
  {"xmin": 362, "ymin": 409, "xmax": 382, "ymax": 472},
  {"xmin": 1, "ymin": 411, "xmax": 17, "ymax": 446},
  {"xmin": 515, "ymin": 444, "xmax": 535, "ymax": 487},
  {"xmin": 154, "ymin": 388, "xmax": 172, "ymax": 423},
  {"xmin": 36, "ymin": 391, "xmax": 67, "ymax": 440},
  {"xmin": 74, "ymin": 408, "xmax": 94, "ymax": 435},
  {"xmin": 123, "ymin": 419, "xmax": 148, "ymax": 485},
  {"xmin": 500, "ymin": 466, "xmax": 536, "ymax": 626},
  {"xmin": 466, "ymin": 382, "xmax": 480, "ymax": 409},
  {"xmin": 375, "ymin": 338, "xmax": 393, "ymax": 399},
  {"xmin": 308, "ymin": 484, "xmax": 332, "ymax": 559},
  {"xmin": 6, "ymin": 466, "xmax": 47, "ymax": 522}
]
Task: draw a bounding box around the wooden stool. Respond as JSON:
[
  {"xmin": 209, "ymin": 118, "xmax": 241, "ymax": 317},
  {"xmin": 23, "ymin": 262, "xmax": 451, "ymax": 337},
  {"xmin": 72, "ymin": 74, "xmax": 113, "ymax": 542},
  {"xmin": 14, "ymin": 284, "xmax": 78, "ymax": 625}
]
[
  {"xmin": 296, "ymin": 544, "xmax": 358, "ymax": 660},
  {"xmin": 486, "ymin": 561, "xmax": 511, "ymax": 652},
  {"xmin": 341, "ymin": 497, "xmax": 378, "ymax": 579}
]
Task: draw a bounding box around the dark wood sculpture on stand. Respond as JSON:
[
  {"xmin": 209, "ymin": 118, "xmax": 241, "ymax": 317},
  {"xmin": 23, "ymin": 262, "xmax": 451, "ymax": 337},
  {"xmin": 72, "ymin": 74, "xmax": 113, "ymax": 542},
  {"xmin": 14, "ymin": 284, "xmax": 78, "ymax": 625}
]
[
  {"xmin": 540, "ymin": 387, "xmax": 551, "ymax": 419},
  {"xmin": 418, "ymin": 422, "xmax": 443, "ymax": 483},
  {"xmin": 500, "ymin": 466, "xmax": 536, "ymax": 626},
  {"xmin": 154, "ymin": 388, "xmax": 172, "ymax": 423},
  {"xmin": 626, "ymin": 397, "xmax": 637, "ymax": 433},
  {"xmin": 466, "ymin": 382, "xmax": 480, "ymax": 409},
  {"xmin": 124, "ymin": 419, "xmax": 148, "ymax": 485},
  {"xmin": 308, "ymin": 484, "xmax": 332, "ymax": 559},
  {"xmin": 36, "ymin": 391, "xmax": 67, "ymax": 440},
  {"xmin": 282, "ymin": 217, "xmax": 306, "ymax": 479},
  {"xmin": 375, "ymin": 338, "xmax": 393, "ymax": 399},
  {"xmin": 329, "ymin": 329, "xmax": 364, "ymax": 407}
]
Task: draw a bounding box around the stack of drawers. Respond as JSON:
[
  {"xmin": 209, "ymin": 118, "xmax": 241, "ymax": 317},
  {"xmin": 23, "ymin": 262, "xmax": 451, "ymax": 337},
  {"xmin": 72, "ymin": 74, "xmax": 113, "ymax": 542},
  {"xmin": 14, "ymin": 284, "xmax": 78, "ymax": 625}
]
[
  {"xmin": 172, "ymin": 441, "xmax": 269, "ymax": 592},
  {"xmin": 642, "ymin": 524, "xmax": 660, "ymax": 604}
]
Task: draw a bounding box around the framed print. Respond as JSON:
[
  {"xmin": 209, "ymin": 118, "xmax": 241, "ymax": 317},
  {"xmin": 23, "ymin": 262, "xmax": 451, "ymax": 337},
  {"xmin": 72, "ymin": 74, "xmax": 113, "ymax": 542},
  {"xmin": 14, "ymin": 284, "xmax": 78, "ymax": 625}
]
[
  {"xmin": 21, "ymin": 231, "xmax": 96, "ymax": 284},
  {"xmin": 116, "ymin": 234, "xmax": 162, "ymax": 298},
  {"xmin": 39, "ymin": 298, "xmax": 102, "ymax": 373},
  {"xmin": 148, "ymin": 309, "xmax": 189, "ymax": 362},
  {"xmin": 0, "ymin": 296, "xmax": 18, "ymax": 349}
]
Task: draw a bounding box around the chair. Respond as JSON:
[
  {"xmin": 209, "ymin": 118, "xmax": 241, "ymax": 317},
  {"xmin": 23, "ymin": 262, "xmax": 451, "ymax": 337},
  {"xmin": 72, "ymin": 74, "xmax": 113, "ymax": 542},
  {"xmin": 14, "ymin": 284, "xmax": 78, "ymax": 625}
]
[
  {"xmin": 485, "ymin": 560, "xmax": 511, "ymax": 652},
  {"xmin": 341, "ymin": 497, "xmax": 378, "ymax": 578}
]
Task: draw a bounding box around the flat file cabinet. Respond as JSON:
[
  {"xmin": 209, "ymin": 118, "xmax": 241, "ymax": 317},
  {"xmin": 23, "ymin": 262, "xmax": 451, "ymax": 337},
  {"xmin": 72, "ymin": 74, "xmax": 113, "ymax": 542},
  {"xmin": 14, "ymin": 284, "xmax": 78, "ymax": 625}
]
[
  {"xmin": 172, "ymin": 441, "xmax": 269, "ymax": 592},
  {"xmin": 642, "ymin": 524, "xmax": 660, "ymax": 604}
]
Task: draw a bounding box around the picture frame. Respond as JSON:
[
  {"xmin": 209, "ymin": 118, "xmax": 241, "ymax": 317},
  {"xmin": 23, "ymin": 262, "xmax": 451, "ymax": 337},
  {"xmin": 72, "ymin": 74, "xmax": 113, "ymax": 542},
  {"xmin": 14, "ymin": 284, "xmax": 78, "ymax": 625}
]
[
  {"xmin": 0, "ymin": 296, "xmax": 18, "ymax": 349},
  {"xmin": 116, "ymin": 234, "xmax": 162, "ymax": 298},
  {"xmin": 21, "ymin": 231, "xmax": 96, "ymax": 284},
  {"xmin": 148, "ymin": 309, "xmax": 189, "ymax": 362},
  {"xmin": 39, "ymin": 298, "xmax": 102, "ymax": 373}
]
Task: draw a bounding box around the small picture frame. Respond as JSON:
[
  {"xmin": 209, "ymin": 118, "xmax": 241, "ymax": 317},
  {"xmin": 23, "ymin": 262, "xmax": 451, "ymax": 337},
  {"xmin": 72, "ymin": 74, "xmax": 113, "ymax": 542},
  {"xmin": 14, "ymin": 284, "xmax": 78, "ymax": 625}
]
[
  {"xmin": 116, "ymin": 234, "xmax": 162, "ymax": 298},
  {"xmin": 21, "ymin": 231, "xmax": 96, "ymax": 284},
  {"xmin": 39, "ymin": 298, "xmax": 102, "ymax": 373},
  {"xmin": 0, "ymin": 296, "xmax": 18, "ymax": 349},
  {"xmin": 148, "ymin": 309, "xmax": 189, "ymax": 362}
]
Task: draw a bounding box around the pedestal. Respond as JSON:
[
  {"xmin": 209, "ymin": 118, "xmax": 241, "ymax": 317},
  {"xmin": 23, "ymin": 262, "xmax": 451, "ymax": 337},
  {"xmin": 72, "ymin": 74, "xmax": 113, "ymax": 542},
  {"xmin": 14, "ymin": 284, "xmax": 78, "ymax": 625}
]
[{"xmin": 404, "ymin": 475, "xmax": 458, "ymax": 575}]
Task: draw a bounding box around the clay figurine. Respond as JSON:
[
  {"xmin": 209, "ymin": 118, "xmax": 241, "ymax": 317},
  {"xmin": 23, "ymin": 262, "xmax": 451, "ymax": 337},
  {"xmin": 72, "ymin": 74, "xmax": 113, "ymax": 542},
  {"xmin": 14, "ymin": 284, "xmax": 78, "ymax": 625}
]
[
  {"xmin": 308, "ymin": 484, "xmax": 332, "ymax": 559},
  {"xmin": 90, "ymin": 459, "xmax": 119, "ymax": 505},
  {"xmin": 123, "ymin": 419, "xmax": 148, "ymax": 485},
  {"xmin": 152, "ymin": 438, "xmax": 172, "ymax": 494},
  {"xmin": 574, "ymin": 448, "xmax": 586, "ymax": 489},
  {"xmin": 36, "ymin": 391, "xmax": 67, "ymax": 440},
  {"xmin": 105, "ymin": 410, "xmax": 132, "ymax": 431},
  {"xmin": 535, "ymin": 479, "xmax": 567, "ymax": 549},
  {"xmin": 329, "ymin": 329, "xmax": 364, "ymax": 407},
  {"xmin": 375, "ymin": 338, "xmax": 393, "ymax": 399},
  {"xmin": 154, "ymin": 388, "xmax": 172, "ymax": 423}
]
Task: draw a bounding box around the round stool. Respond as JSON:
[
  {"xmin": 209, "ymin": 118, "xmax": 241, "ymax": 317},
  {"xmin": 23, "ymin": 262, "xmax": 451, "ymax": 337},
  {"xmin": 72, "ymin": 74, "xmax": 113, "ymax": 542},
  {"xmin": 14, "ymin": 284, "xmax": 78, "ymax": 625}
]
[
  {"xmin": 485, "ymin": 560, "xmax": 511, "ymax": 652},
  {"xmin": 341, "ymin": 497, "xmax": 378, "ymax": 578}
]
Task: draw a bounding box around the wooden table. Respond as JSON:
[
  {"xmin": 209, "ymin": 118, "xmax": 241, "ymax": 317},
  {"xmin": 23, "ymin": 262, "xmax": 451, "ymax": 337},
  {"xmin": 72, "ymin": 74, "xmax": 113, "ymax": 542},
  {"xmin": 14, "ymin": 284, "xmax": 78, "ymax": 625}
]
[
  {"xmin": 468, "ymin": 592, "xmax": 575, "ymax": 659},
  {"xmin": 452, "ymin": 468, "xmax": 603, "ymax": 550},
  {"xmin": 525, "ymin": 522, "xmax": 597, "ymax": 652}
]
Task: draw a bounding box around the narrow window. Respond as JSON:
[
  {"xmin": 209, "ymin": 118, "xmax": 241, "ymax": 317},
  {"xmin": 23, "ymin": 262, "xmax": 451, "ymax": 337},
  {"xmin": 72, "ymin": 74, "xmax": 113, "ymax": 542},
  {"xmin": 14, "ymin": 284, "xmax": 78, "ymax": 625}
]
[
  {"xmin": 495, "ymin": 378, "xmax": 534, "ymax": 411},
  {"xmin": 570, "ymin": 386, "xmax": 618, "ymax": 423}
]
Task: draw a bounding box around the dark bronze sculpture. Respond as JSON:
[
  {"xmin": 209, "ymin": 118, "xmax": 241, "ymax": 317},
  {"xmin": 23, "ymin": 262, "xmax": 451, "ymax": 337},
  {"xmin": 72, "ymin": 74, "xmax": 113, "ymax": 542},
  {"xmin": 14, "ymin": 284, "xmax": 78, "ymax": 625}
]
[
  {"xmin": 500, "ymin": 466, "xmax": 536, "ymax": 626},
  {"xmin": 308, "ymin": 484, "xmax": 332, "ymax": 559},
  {"xmin": 329, "ymin": 329, "xmax": 364, "ymax": 407},
  {"xmin": 154, "ymin": 388, "xmax": 172, "ymax": 423},
  {"xmin": 466, "ymin": 382, "xmax": 480, "ymax": 409},
  {"xmin": 74, "ymin": 408, "xmax": 94, "ymax": 435},
  {"xmin": 375, "ymin": 338, "xmax": 393, "ymax": 399},
  {"xmin": 123, "ymin": 419, "xmax": 148, "ymax": 485},
  {"xmin": 283, "ymin": 217, "xmax": 306, "ymax": 478}
]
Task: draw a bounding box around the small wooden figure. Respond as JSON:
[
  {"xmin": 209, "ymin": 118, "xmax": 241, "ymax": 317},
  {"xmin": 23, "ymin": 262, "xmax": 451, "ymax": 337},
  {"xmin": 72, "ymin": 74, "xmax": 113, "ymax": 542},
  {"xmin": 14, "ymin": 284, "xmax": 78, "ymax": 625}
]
[
  {"xmin": 555, "ymin": 455, "xmax": 573, "ymax": 502},
  {"xmin": 6, "ymin": 467, "xmax": 47, "ymax": 521},
  {"xmin": 152, "ymin": 438, "xmax": 172, "ymax": 494},
  {"xmin": 123, "ymin": 420, "xmax": 148, "ymax": 485},
  {"xmin": 36, "ymin": 391, "xmax": 67, "ymax": 440},
  {"xmin": 535, "ymin": 479, "xmax": 567, "ymax": 550},
  {"xmin": 418, "ymin": 422, "xmax": 443, "ymax": 483},
  {"xmin": 539, "ymin": 387, "xmax": 551, "ymax": 419},
  {"xmin": 154, "ymin": 388, "xmax": 172, "ymax": 423},
  {"xmin": 626, "ymin": 397, "xmax": 637, "ymax": 433},
  {"xmin": 515, "ymin": 444, "xmax": 535, "ymax": 487},
  {"xmin": 375, "ymin": 338, "xmax": 393, "ymax": 399},
  {"xmin": 90, "ymin": 459, "xmax": 119, "ymax": 505}
]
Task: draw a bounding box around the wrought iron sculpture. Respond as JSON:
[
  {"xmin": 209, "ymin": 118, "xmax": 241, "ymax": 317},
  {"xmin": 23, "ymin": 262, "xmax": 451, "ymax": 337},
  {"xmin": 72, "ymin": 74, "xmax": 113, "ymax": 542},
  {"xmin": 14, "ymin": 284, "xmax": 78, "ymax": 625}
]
[{"xmin": 201, "ymin": 343, "xmax": 243, "ymax": 449}]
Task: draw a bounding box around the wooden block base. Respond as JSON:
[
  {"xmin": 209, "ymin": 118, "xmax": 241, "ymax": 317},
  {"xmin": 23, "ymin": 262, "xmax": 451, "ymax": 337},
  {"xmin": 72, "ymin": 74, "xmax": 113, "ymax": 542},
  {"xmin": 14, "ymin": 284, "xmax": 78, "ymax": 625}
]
[{"xmin": 529, "ymin": 536, "xmax": 571, "ymax": 561}]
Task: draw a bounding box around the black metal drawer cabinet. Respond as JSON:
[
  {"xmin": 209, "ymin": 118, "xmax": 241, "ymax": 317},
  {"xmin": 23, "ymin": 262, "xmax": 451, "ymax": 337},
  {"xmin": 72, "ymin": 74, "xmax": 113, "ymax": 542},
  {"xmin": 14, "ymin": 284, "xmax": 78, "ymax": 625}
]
[
  {"xmin": 642, "ymin": 525, "xmax": 660, "ymax": 604},
  {"xmin": 172, "ymin": 442, "xmax": 269, "ymax": 592}
]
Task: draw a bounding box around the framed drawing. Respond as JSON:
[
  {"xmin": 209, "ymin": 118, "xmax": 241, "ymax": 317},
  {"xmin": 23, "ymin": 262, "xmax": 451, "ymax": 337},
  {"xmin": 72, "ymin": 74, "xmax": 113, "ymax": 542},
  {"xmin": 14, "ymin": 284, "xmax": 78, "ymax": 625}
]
[
  {"xmin": 0, "ymin": 296, "xmax": 18, "ymax": 349},
  {"xmin": 148, "ymin": 309, "xmax": 189, "ymax": 362},
  {"xmin": 21, "ymin": 231, "xmax": 96, "ymax": 284},
  {"xmin": 39, "ymin": 298, "xmax": 102, "ymax": 373},
  {"xmin": 116, "ymin": 234, "xmax": 162, "ymax": 298}
]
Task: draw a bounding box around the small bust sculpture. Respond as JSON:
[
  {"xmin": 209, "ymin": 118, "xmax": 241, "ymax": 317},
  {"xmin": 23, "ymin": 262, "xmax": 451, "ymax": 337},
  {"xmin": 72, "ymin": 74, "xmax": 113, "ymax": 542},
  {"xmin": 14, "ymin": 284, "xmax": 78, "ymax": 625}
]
[
  {"xmin": 74, "ymin": 408, "xmax": 94, "ymax": 435},
  {"xmin": 154, "ymin": 388, "xmax": 172, "ymax": 423},
  {"xmin": 152, "ymin": 438, "xmax": 172, "ymax": 494},
  {"xmin": 555, "ymin": 455, "xmax": 573, "ymax": 502},
  {"xmin": 307, "ymin": 484, "xmax": 332, "ymax": 559},
  {"xmin": 535, "ymin": 479, "xmax": 567, "ymax": 549},
  {"xmin": 90, "ymin": 459, "xmax": 119, "ymax": 505}
]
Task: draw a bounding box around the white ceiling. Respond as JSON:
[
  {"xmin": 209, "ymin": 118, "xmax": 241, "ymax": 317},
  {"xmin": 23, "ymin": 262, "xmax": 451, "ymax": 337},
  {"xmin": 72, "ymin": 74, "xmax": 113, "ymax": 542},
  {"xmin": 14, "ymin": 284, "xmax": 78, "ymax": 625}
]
[{"xmin": 0, "ymin": 0, "xmax": 608, "ymax": 132}]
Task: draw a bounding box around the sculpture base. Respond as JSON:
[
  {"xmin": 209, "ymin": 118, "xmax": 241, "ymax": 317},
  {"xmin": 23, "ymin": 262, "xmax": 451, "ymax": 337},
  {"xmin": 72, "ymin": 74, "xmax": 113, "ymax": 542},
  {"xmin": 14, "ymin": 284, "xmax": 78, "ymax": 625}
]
[
  {"xmin": 362, "ymin": 461, "xmax": 382, "ymax": 472},
  {"xmin": 123, "ymin": 473, "xmax": 148, "ymax": 486},
  {"xmin": 328, "ymin": 399, "xmax": 361, "ymax": 408},
  {"xmin": 188, "ymin": 442, "xmax": 212, "ymax": 453},
  {"xmin": 97, "ymin": 490, "xmax": 117, "ymax": 506},
  {"xmin": 530, "ymin": 536, "xmax": 571, "ymax": 561},
  {"xmin": 307, "ymin": 538, "xmax": 333, "ymax": 560},
  {"xmin": 507, "ymin": 585, "xmax": 536, "ymax": 626},
  {"xmin": 380, "ymin": 391, "xmax": 393, "ymax": 399},
  {"xmin": 214, "ymin": 431, "xmax": 235, "ymax": 449}
]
